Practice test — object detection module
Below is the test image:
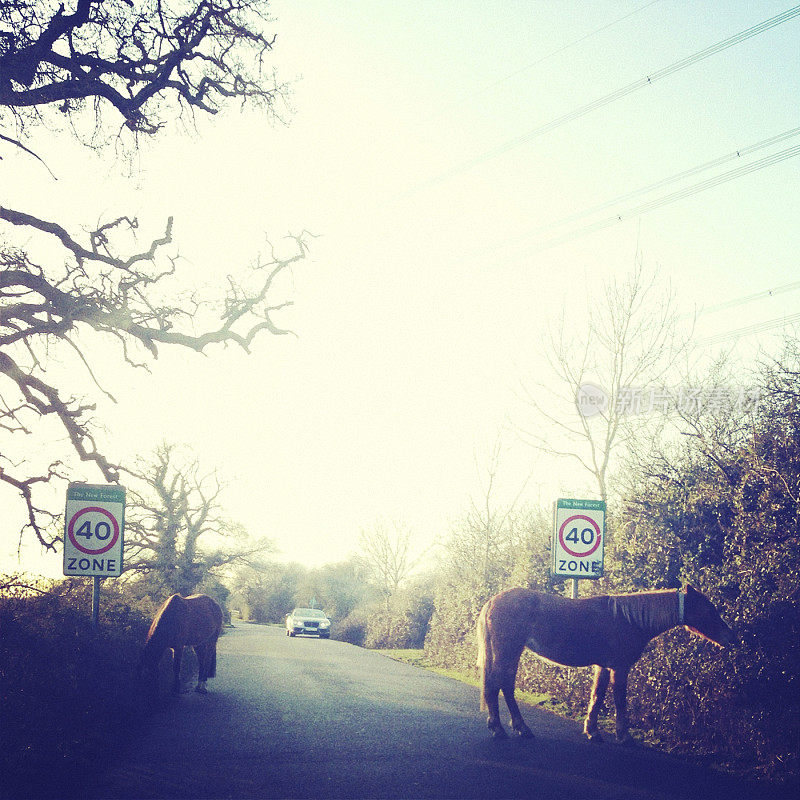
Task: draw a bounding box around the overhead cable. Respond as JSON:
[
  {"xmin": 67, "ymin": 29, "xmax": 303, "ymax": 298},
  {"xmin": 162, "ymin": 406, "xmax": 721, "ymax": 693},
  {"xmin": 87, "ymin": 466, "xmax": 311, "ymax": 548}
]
[
  {"xmin": 419, "ymin": 4, "xmax": 800, "ymax": 189},
  {"xmin": 698, "ymin": 312, "xmax": 800, "ymax": 346},
  {"xmin": 431, "ymin": 0, "xmax": 662, "ymax": 120},
  {"xmin": 529, "ymin": 143, "xmax": 800, "ymax": 251},
  {"xmin": 532, "ymin": 127, "xmax": 800, "ymax": 236},
  {"xmin": 695, "ymin": 279, "xmax": 800, "ymax": 317}
]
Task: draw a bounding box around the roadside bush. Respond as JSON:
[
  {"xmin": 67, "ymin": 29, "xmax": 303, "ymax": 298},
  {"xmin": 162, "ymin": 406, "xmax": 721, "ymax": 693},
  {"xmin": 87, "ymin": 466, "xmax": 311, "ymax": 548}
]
[
  {"xmin": 424, "ymin": 586, "xmax": 485, "ymax": 676},
  {"xmin": 0, "ymin": 576, "xmax": 151, "ymax": 798},
  {"xmin": 334, "ymin": 607, "xmax": 368, "ymax": 646},
  {"xmin": 424, "ymin": 502, "xmax": 555, "ymax": 676},
  {"xmin": 363, "ymin": 605, "xmax": 413, "ymax": 649},
  {"xmin": 402, "ymin": 588, "xmax": 436, "ymax": 648},
  {"xmin": 363, "ymin": 583, "xmax": 436, "ymax": 650}
]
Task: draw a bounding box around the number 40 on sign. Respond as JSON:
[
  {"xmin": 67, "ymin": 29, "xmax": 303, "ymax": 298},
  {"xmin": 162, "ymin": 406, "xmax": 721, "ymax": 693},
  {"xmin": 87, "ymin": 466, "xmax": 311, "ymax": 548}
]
[{"xmin": 552, "ymin": 498, "xmax": 605, "ymax": 579}]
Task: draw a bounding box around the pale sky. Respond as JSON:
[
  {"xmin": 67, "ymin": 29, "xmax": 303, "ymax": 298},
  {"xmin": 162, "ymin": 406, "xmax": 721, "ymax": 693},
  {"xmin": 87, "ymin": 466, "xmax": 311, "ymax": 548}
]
[{"xmin": 2, "ymin": 1, "xmax": 799, "ymax": 577}]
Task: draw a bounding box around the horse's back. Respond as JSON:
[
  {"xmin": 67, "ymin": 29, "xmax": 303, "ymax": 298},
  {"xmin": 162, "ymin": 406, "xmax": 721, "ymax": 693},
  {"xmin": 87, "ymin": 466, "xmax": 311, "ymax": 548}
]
[
  {"xmin": 482, "ymin": 588, "xmax": 545, "ymax": 654},
  {"xmin": 526, "ymin": 593, "xmax": 620, "ymax": 666},
  {"xmin": 185, "ymin": 594, "xmax": 223, "ymax": 642},
  {"xmin": 487, "ymin": 588, "xmax": 657, "ymax": 668},
  {"xmin": 147, "ymin": 594, "xmax": 222, "ymax": 646}
]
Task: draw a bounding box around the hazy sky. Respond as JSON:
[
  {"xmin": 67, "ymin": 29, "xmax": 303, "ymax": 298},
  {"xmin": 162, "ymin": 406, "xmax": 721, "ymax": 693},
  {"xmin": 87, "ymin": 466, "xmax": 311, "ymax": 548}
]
[{"xmin": 2, "ymin": 0, "xmax": 799, "ymax": 577}]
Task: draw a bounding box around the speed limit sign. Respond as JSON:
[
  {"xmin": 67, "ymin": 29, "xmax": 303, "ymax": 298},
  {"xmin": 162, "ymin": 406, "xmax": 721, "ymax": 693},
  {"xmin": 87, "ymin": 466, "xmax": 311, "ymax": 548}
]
[
  {"xmin": 552, "ymin": 498, "xmax": 605, "ymax": 579},
  {"xmin": 63, "ymin": 483, "xmax": 125, "ymax": 577}
]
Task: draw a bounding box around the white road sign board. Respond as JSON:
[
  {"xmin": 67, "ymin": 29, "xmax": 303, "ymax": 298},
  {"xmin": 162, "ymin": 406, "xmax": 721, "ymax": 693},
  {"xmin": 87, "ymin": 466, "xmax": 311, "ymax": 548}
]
[
  {"xmin": 64, "ymin": 483, "xmax": 125, "ymax": 577},
  {"xmin": 552, "ymin": 498, "xmax": 605, "ymax": 579}
]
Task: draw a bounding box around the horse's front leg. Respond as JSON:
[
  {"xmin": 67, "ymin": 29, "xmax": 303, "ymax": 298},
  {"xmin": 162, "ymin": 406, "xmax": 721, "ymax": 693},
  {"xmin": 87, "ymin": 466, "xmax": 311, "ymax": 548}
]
[
  {"xmin": 611, "ymin": 667, "xmax": 634, "ymax": 745},
  {"xmin": 171, "ymin": 645, "xmax": 184, "ymax": 695},
  {"xmin": 584, "ymin": 665, "xmax": 610, "ymax": 743}
]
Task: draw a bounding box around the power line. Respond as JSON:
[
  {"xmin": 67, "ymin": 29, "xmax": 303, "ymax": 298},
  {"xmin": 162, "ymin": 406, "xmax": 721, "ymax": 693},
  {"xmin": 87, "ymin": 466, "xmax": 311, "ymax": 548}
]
[
  {"xmin": 418, "ymin": 4, "xmax": 800, "ymax": 190},
  {"xmin": 431, "ymin": 0, "xmax": 662, "ymax": 121},
  {"xmin": 698, "ymin": 312, "xmax": 800, "ymax": 346},
  {"xmin": 529, "ymin": 143, "xmax": 800, "ymax": 251},
  {"xmin": 695, "ymin": 279, "xmax": 800, "ymax": 317},
  {"xmin": 492, "ymin": 126, "xmax": 800, "ymax": 252},
  {"xmin": 533, "ymin": 127, "xmax": 800, "ymax": 236}
]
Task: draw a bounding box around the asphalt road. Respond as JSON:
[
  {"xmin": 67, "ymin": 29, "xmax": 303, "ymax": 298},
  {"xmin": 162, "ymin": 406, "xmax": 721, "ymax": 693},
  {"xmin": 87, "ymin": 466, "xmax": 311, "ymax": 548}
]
[{"xmin": 84, "ymin": 623, "xmax": 788, "ymax": 800}]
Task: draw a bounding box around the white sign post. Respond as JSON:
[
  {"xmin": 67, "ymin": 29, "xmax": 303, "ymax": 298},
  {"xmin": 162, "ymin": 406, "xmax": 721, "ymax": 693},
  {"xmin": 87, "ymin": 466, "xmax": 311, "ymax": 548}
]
[
  {"xmin": 552, "ymin": 498, "xmax": 605, "ymax": 597},
  {"xmin": 64, "ymin": 483, "xmax": 125, "ymax": 626}
]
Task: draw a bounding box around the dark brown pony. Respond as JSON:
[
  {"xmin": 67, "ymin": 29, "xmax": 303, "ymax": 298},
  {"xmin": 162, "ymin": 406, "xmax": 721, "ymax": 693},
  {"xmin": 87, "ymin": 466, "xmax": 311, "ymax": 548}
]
[
  {"xmin": 140, "ymin": 594, "xmax": 223, "ymax": 696},
  {"xmin": 477, "ymin": 585, "xmax": 734, "ymax": 743}
]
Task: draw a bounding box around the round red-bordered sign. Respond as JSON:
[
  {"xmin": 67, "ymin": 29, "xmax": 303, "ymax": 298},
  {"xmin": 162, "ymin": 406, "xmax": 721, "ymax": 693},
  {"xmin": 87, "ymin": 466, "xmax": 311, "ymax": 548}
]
[
  {"xmin": 67, "ymin": 507, "xmax": 120, "ymax": 555},
  {"xmin": 558, "ymin": 514, "xmax": 602, "ymax": 558}
]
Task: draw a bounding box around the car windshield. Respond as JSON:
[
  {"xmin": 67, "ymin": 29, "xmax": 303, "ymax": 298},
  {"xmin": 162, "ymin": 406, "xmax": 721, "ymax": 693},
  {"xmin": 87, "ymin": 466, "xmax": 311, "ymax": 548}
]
[{"xmin": 293, "ymin": 608, "xmax": 326, "ymax": 618}]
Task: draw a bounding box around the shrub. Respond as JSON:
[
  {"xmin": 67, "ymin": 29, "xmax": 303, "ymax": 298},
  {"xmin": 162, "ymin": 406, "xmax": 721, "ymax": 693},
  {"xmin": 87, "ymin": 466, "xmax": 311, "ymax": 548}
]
[
  {"xmin": 334, "ymin": 607, "xmax": 368, "ymax": 646},
  {"xmin": 0, "ymin": 576, "xmax": 152, "ymax": 797}
]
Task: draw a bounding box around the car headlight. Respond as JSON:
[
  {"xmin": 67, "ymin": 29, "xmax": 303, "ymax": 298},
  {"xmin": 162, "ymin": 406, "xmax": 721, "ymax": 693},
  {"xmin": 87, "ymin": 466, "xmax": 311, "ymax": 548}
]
[{"xmin": 320, "ymin": 621, "xmax": 330, "ymax": 628}]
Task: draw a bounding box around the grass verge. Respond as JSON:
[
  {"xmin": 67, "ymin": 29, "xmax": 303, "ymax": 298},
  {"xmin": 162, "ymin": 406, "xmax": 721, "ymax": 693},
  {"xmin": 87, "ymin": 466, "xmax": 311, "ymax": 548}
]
[{"xmin": 375, "ymin": 648, "xmax": 571, "ymax": 717}]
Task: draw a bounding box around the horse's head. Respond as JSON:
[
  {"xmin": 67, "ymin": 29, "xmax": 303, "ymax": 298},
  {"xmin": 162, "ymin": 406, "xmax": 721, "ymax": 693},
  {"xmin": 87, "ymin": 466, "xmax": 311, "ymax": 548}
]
[{"xmin": 683, "ymin": 585, "xmax": 736, "ymax": 647}]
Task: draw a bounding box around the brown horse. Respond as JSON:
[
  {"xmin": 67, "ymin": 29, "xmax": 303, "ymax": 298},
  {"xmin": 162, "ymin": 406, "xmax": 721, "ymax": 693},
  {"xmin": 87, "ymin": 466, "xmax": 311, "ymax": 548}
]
[
  {"xmin": 140, "ymin": 593, "xmax": 223, "ymax": 696},
  {"xmin": 477, "ymin": 585, "xmax": 734, "ymax": 743}
]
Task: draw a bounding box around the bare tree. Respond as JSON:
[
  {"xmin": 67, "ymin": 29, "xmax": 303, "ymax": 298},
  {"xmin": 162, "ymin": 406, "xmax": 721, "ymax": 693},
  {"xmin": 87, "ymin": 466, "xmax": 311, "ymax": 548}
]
[
  {"xmin": 0, "ymin": 1, "xmax": 311, "ymax": 547},
  {"xmin": 358, "ymin": 520, "xmax": 415, "ymax": 600},
  {"xmin": 124, "ymin": 443, "xmax": 272, "ymax": 594},
  {"xmin": 441, "ymin": 436, "xmax": 537, "ymax": 599},
  {"xmin": 0, "ymin": 219, "xmax": 308, "ymax": 546},
  {"xmin": 0, "ymin": 0, "xmax": 288, "ymax": 142},
  {"xmin": 518, "ymin": 256, "xmax": 689, "ymax": 501}
]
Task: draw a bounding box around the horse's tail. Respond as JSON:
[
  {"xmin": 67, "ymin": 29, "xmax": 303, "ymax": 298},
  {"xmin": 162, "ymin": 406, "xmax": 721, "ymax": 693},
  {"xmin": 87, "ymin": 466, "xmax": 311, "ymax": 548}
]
[
  {"xmin": 205, "ymin": 596, "xmax": 223, "ymax": 679},
  {"xmin": 476, "ymin": 601, "xmax": 494, "ymax": 711}
]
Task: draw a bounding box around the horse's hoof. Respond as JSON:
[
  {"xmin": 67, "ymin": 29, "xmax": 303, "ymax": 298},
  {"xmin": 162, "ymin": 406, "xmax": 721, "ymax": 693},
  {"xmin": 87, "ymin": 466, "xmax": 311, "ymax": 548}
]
[
  {"xmin": 489, "ymin": 726, "xmax": 509, "ymax": 740},
  {"xmin": 616, "ymin": 733, "xmax": 635, "ymax": 747},
  {"xmin": 587, "ymin": 733, "xmax": 604, "ymax": 745},
  {"xmin": 514, "ymin": 727, "xmax": 535, "ymax": 740},
  {"xmin": 195, "ymin": 685, "xmax": 208, "ymax": 695}
]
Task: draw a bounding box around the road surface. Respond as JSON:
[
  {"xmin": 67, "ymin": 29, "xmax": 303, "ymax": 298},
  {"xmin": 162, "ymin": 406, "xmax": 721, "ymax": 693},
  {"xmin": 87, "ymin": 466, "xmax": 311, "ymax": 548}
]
[{"xmin": 85, "ymin": 623, "xmax": 787, "ymax": 799}]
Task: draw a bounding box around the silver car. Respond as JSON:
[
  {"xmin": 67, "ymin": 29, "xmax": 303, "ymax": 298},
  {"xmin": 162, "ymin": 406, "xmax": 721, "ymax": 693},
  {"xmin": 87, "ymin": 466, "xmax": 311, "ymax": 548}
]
[{"xmin": 286, "ymin": 607, "xmax": 331, "ymax": 638}]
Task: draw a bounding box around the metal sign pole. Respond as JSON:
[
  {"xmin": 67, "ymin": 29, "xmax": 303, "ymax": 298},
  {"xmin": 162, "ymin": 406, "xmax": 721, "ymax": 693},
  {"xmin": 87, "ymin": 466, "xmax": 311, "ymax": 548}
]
[
  {"xmin": 91, "ymin": 576, "xmax": 101, "ymax": 628},
  {"xmin": 570, "ymin": 578, "xmax": 579, "ymax": 599}
]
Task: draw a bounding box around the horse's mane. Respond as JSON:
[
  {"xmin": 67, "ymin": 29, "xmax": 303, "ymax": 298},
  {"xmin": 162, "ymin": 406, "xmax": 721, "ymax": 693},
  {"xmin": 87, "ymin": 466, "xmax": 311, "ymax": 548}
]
[
  {"xmin": 147, "ymin": 593, "xmax": 182, "ymax": 634},
  {"xmin": 609, "ymin": 589, "xmax": 678, "ymax": 635},
  {"xmin": 143, "ymin": 594, "xmax": 185, "ymax": 661}
]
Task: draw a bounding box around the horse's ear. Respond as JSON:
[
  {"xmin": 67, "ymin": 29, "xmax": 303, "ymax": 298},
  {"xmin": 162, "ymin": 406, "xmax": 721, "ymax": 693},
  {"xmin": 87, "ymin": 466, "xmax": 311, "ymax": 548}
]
[{"xmin": 684, "ymin": 584, "xmax": 699, "ymax": 597}]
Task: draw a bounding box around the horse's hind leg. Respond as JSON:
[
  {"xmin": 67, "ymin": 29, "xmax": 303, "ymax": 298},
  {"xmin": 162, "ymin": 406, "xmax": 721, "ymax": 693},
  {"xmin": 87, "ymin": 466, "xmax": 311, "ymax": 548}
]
[
  {"xmin": 481, "ymin": 614, "xmax": 532, "ymax": 738},
  {"xmin": 171, "ymin": 646, "xmax": 184, "ymax": 695},
  {"xmin": 478, "ymin": 606, "xmax": 508, "ymax": 738},
  {"xmin": 484, "ymin": 679, "xmax": 508, "ymax": 739},
  {"xmin": 584, "ymin": 666, "xmax": 610, "ymax": 743},
  {"xmin": 611, "ymin": 667, "xmax": 634, "ymax": 745},
  {"xmin": 501, "ymin": 676, "xmax": 534, "ymax": 739},
  {"xmin": 194, "ymin": 644, "xmax": 209, "ymax": 694}
]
